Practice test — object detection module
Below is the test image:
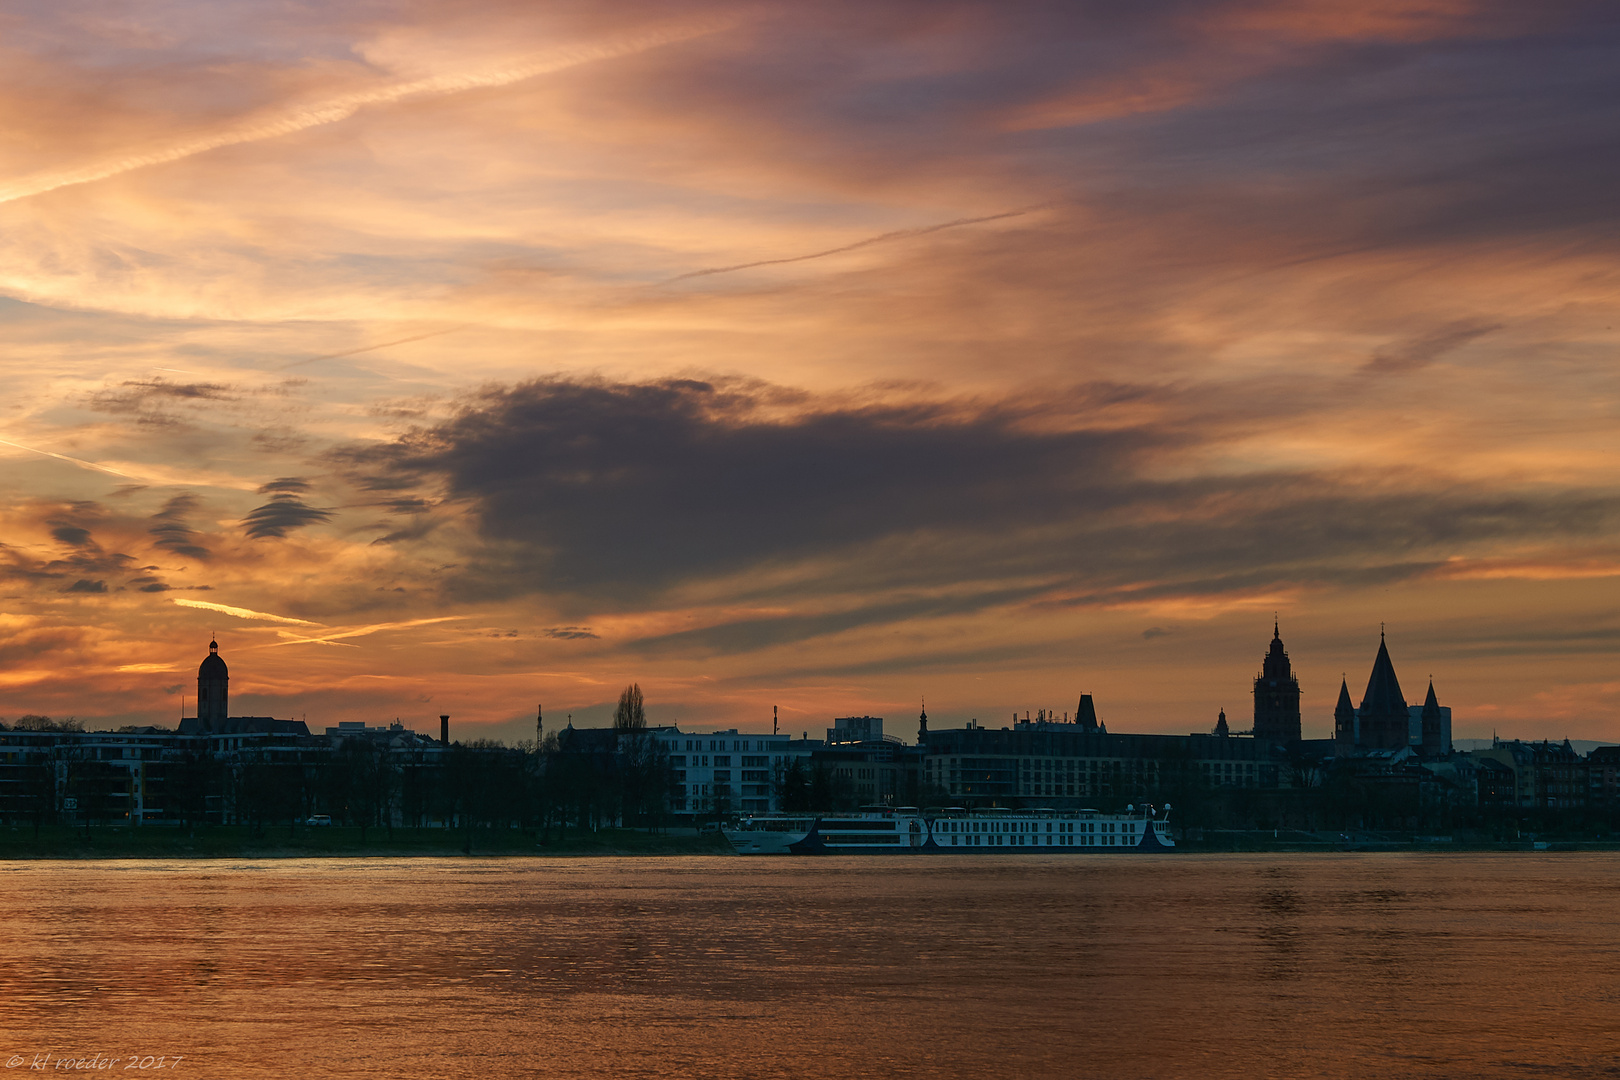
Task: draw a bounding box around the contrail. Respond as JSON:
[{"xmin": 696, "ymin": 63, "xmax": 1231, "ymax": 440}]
[
  {"xmin": 660, "ymin": 207, "xmax": 1041, "ymax": 284},
  {"xmin": 276, "ymin": 327, "xmax": 462, "ymax": 371},
  {"xmin": 0, "ymin": 19, "xmax": 731, "ymax": 206},
  {"xmin": 172, "ymin": 598, "xmax": 322, "ymax": 626},
  {"xmin": 269, "ymin": 615, "xmax": 466, "ymax": 647},
  {"xmin": 0, "ymin": 436, "xmax": 138, "ymax": 479}
]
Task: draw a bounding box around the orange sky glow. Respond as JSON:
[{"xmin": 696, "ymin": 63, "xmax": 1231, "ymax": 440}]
[{"xmin": 2, "ymin": 0, "xmax": 1618, "ymax": 743}]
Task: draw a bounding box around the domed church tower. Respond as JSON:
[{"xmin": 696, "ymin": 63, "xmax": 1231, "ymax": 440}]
[
  {"xmin": 197, "ymin": 639, "xmax": 229, "ymax": 731},
  {"xmin": 1252, "ymin": 620, "xmax": 1302, "ymax": 744}
]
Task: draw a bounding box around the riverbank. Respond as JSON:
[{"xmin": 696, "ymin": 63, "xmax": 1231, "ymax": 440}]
[
  {"xmin": 0, "ymin": 824, "xmax": 734, "ymax": 859},
  {"xmin": 1177, "ymin": 828, "xmax": 1620, "ymax": 852}
]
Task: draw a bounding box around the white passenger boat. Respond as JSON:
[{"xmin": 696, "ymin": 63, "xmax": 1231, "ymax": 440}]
[
  {"xmin": 724, "ymin": 804, "xmax": 1174, "ymax": 854},
  {"xmin": 724, "ymin": 807, "xmax": 928, "ymax": 854},
  {"xmin": 927, "ymin": 805, "xmax": 1174, "ymax": 851}
]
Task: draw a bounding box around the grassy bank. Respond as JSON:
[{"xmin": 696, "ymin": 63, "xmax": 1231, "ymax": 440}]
[{"xmin": 0, "ymin": 824, "xmax": 734, "ymax": 860}]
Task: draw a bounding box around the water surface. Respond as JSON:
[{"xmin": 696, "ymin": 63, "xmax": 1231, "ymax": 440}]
[{"xmin": 1, "ymin": 854, "xmax": 1616, "ymax": 1078}]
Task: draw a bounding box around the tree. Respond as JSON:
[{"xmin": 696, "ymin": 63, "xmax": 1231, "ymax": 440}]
[
  {"xmin": 613, "ymin": 684, "xmax": 646, "ymax": 731},
  {"xmin": 773, "ymin": 758, "xmax": 812, "ymax": 812}
]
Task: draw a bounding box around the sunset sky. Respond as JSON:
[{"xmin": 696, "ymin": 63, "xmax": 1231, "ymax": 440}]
[{"xmin": 2, "ymin": 0, "xmax": 1618, "ymax": 743}]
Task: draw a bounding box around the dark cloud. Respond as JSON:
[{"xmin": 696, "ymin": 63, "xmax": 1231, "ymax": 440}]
[
  {"xmin": 542, "ymin": 626, "xmax": 599, "ymax": 640},
  {"xmin": 242, "ymin": 478, "xmax": 331, "ymax": 539},
  {"xmin": 340, "ymin": 375, "xmax": 1620, "ymax": 654},
  {"xmin": 50, "ymin": 525, "xmax": 92, "ymax": 547},
  {"xmin": 341, "ymin": 376, "xmax": 1166, "ymax": 600},
  {"xmin": 149, "ymin": 494, "xmax": 211, "ymax": 560},
  {"xmin": 86, "ymin": 378, "xmax": 235, "ymax": 427},
  {"xmin": 65, "ymin": 579, "xmax": 107, "ymax": 593}
]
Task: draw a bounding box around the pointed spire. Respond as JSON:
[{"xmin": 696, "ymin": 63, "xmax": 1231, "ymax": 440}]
[{"xmin": 1361, "ymin": 633, "xmax": 1408, "ymax": 713}]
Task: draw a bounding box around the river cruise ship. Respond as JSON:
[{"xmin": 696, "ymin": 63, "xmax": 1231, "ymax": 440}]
[
  {"xmin": 723, "ymin": 807, "xmax": 929, "ymax": 854},
  {"xmin": 928, "ymin": 805, "xmax": 1174, "ymax": 851},
  {"xmin": 723, "ymin": 805, "xmax": 1174, "ymax": 854}
]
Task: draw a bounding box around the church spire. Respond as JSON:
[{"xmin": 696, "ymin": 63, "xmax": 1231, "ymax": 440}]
[
  {"xmin": 1358, "ymin": 631, "xmax": 1410, "ymax": 750},
  {"xmin": 1334, "ymin": 675, "xmax": 1356, "ymax": 751}
]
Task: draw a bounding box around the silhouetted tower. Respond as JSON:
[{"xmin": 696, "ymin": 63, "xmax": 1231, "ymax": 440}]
[
  {"xmin": 1420, "ymin": 680, "xmax": 1445, "ymax": 757},
  {"xmin": 1252, "ymin": 620, "xmax": 1302, "ymax": 744},
  {"xmin": 1214, "ymin": 709, "xmax": 1230, "ymax": 737},
  {"xmin": 197, "ymin": 639, "xmax": 228, "ymax": 731},
  {"xmin": 1358, "ymin": 631, "xmax": 1410, "ymax": 750},
  {"xmin": 918, "ymin": 699, "xmax": 928, "ymax": 742},
  {"xmin": 1333, "ymin": 677, "xmax": 1356, "ymax": 753}
]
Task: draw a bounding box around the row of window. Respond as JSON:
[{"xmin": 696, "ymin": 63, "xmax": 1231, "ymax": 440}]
[
  {"xmin": 665, "ymin": 739, "xmax": 789, "ymax": 753},
  {"xmin": 935, "ymin": 819, "xmax": 1136, "ymax": 836},
  {"xmin": 946, "ymin": 833, "xmax": 1133, "ymax": 848},
  {"xmin": 671, "ymin": 755, "xmax": 783, "ymax": 770}
]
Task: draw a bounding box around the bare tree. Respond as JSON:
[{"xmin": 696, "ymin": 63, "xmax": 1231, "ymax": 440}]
[{"xmin": 613, "ymin": 684, "xmax": 647, "ymax": 731}]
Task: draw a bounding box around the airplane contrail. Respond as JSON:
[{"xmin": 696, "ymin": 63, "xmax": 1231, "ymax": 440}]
[
  {"xmin": 0, "ymin": 19, "xmax": 732, "ymax": 206},
  {"xmin": 660, "ymin": 207, "xmax": 1042, "ymax": 284},
  {"xmin": 276, "ymin": 327, "xmax": 462, "ymax": 371},
  {"xmin": 0, "ymin": 436, "xmax": 138, "ymax": 479},
  {"xmin": 269, "ymin": 615, "xmax": 466, "ymax": 647},
  {"xmin": 172, "ymin": 598, "xmax": 322, "ymax": 626}
]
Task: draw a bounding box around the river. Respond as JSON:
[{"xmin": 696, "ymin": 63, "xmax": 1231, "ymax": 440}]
[{"xmin": 1, "ymin": 854, "xmax": 1616, "ymax": 1077}]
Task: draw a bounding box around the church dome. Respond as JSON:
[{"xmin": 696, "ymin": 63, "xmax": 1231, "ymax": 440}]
[{"xmin": 199, "ymin": 639, "xmax": 228, "ymax": 679}]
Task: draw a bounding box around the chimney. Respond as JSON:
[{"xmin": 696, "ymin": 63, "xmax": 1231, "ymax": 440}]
[{"xmin": 440, "ymin": 714, "xmax": 449, "ymax": 746}]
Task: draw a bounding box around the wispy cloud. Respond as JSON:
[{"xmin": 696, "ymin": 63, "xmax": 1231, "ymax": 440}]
[{"xmin": 0, "ymin": 18, "xmax": 735, "ymax": 206}]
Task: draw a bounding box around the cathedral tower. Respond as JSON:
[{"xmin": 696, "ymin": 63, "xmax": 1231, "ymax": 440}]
[
  {"xmin": 1357, "ymin": 632, "xmax": 1410, "ymax": 750},
  {"xmin": 197, "ymin": 639, "xmax": 229, "ymax": 731},
  {"xmin": 1252, "ymin": 620, "xmax": 1302, "ymax": 744},
  {"xmin": 1333, "ymin": 677, "xmax": 1357, "ymax": 752},
  {"xmin": 1420, "ymin": 680, "xmax": 1447, "ymax": 757}
]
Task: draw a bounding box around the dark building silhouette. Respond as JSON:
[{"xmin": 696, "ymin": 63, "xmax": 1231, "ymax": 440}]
[
  {"xmin": 179, "ymin": 639, "xmax": 308, "ymax": 736},
  {"xmin": 1075, "ymin": 694, "xmax": 1104, "ymax": 734},
  {"xmin": 1214, "ymin": 709, "xmax": 1230, "ymax": 737},
  {"xmin": 1358, "ymin": 632, "xmax": 1410, "ymax": 750},
  {"xmin": 1419, "ymin": 681, "xmax": 1445, "ymax": 757},
  {"xmin": 1252, "ymin": 621, "xmax": 1302, "ymax": 744},
  {"xmin": 1333, "ymin": 677, "xmax": 1356, "ymax": 752},
  {"xmin": 1332, "ymin": 633, "xmax": 1451, "ymax": 756},
  {"xmin": 197, "ymin": 639, "xmax": 228, "ymax": 730}
]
